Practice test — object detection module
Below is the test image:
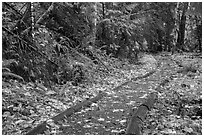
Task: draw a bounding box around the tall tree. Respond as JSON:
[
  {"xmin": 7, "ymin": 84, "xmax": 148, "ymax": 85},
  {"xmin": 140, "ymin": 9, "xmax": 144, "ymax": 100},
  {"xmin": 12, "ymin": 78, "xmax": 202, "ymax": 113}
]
[{"xmin": 176, "ymin": 2, "xmax": 189, "ymax": 51}]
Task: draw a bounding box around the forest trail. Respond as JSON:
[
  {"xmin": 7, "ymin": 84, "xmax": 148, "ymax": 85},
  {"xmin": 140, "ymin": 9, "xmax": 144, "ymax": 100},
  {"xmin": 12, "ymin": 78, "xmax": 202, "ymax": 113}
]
[
  {"xmin": 2, "ymin": 53, "xmax": 202, "ymax": 135},
  {"xmin": 58, "ymin": 55, "xmax": 176, "ymax": 135},
  {"xmin": 2, "ymin": 2, "xmax": 202, "ymax": 135}
]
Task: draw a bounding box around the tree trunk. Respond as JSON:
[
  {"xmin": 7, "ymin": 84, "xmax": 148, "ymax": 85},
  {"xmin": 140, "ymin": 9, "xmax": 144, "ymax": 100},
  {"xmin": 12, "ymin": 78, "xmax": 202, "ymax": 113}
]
[
  {"xmin": 195, "ymin": 16, "xmax": 202, "ymax": 52},
  {"xmin": 156, "ymin": 29, "xmax": 163, "ymax": 51},
  {"xmin": 101, "ymin": 2, "xmax": 105, "ymax": 18},
  {"xmin": 165, "ymin": 24, "xmax": 171, "ymax": 51},
  {"xmin": 176, "ymin": 2, "xmax": 188, "ymax": 51},
  {"xmin": 116, "ymin": 31, "xmax": 128, "ymax": 59},
  {"xmin": 171, "ymin": 2, "xmax": 180, "ymax": 54}
]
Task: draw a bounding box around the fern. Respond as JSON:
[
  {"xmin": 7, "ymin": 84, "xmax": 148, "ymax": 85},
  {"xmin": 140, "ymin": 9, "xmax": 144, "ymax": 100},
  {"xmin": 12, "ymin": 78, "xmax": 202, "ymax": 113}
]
[
  {"xmin": 2, "ymin": 59, "xmax": 18, "ymax": 67},
  {"xmin": 2, "ymin": 59, "xmax": 24, "ymax": 82},
  {"xmin": 2, "ymin": 67, "xmax": 10, "ymax": 72},
  {"xmin": 2, "ymin": 72, "xmax": 24, "ymax": 82}
]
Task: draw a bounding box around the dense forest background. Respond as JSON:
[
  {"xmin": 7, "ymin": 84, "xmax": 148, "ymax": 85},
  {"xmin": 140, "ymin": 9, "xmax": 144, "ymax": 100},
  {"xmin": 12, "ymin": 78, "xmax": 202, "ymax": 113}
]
[
  {"xmin": 2, "ymin": 2, "xmax": 202, "ymax": 135},
  {"xmin": 2, "ymin": 2, "xmax": 202, "ymax": 85}
]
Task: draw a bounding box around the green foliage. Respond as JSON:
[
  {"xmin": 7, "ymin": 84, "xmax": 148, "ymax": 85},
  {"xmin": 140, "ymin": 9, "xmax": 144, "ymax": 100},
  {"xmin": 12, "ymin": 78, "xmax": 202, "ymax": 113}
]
[
  {"xmin": 187, "ymin": 2, "xmax": 202, "ymax": 17},
  {"xmin": 2, "ymin": 72, "xmax": 24, "ymax": 82},
  {"xmin": 2, "ymin": 2, "xmax": 202, "ymax": 87},
  {"xmin": 2, "ymin": 59, "xmax": 18, "ymax": 68},
  {"xmin": 2, "ymin": 2, "xmax": 202, "ymax": 135},
  {"xmin": 95, "ymin": 2, "xmax": 178, "ymax": 56},
  {"xmin": 2, "ymin": 59, "xmax": 24, "ymax": 82}
]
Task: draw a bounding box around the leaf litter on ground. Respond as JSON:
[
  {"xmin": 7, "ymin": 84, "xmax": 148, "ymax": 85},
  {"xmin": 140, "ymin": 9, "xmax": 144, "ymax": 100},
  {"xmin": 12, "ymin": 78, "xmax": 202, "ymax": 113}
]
[
  {"xmin": 142, "ymin": 53, "xmax": 202, "ymax": 135},
  {"xmin": 2, "ymin": 53, "xmax": 202, "ymax": 135}
]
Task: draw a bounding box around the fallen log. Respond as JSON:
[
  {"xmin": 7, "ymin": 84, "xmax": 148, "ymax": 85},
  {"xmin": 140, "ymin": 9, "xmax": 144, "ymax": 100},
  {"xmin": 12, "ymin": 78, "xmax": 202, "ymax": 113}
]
[
  {"xmin": 113, "ymin": 70, "xmax": 156, "ymax": 91},
  {"xmin": 26, "ymin": 91, "xmax": 106, "ymax": 135},
  {"xmin": 126, "ymin": 92, "xmax": 158, "ymax": 135},
  {"xmin": 125, "ymin": 71, "xmax": 174, "ymax": 135}
]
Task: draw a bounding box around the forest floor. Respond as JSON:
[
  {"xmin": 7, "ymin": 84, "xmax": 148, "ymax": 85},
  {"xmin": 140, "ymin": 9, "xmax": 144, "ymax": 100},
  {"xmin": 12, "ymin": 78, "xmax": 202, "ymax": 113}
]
[{"xmin": 2, "ymin": 52, "xmax": 202, "ymax": 135}]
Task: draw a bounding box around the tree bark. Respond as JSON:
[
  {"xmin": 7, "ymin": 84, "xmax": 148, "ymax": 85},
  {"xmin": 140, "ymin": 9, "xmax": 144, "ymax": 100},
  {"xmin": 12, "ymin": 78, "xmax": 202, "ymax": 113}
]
[
  {"xmin": 126, "ymin": 93, "xmax": 158, "ymax": 135},
  {"xmin": 195, "ymin": 16, "xmax": 202, "ymax": 52},
  {"xmin": 26, "ymin": 91, "xmax": 106, "ymax": 135},
  {"xmin": 101, "ymin": 2, "xmax": 105, "ymax": 18},
  {"xmin": 176, "ymin": 2, "xmax": 188, "ymax": 51}
]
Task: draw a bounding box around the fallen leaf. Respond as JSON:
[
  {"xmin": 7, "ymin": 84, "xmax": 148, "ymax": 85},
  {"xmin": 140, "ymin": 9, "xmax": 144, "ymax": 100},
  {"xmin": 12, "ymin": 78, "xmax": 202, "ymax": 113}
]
[
  {"xmin": 98, "ymin": 118, "xmax": 105, "ymax": 121},
  {"xmin": 24, "ymin": 92, "xmax": 31, "ymax": 96},
  {"xmin": 3, "ymin": 88, "xmax": 11, "ymax": 94},
  {"xmin": 113, "ymin": 109, "xmax": 120, "ymax": 112},
  {"xmin": 2, "ymin": 111, "xmax": 11, "ymax": 117},
  {"xmin": 127, "ymin": 101, "xmax": 135, "ymax": 105},
  {"xmin": 139, "ymin": 93, "xmax": 148, "ymax": 99},
  {"xmin": 111, "ymin": 130, "xmax": 119, "ymax": 133},
  {"xmin": 91, "ymin": 103, "xmax": 98, "ymax": 107},
  {"xmin": 15, "ymin": 119, "xmax": 25, "ymax": 125},
  {"xmin": 83, "ymin": 124, "xmax": 92, "ymax": 128},
  {"xmin": 77, "ymin": 121, "xmax": 82, "ymax": 124},
  {"xmin": 46, "ymin": 90, "xmax": 56, "ymax": 95},
  {"xmin": 183, "ymin": 127, "xmax": 194, "ymax": 133},
  {"xmin": 119, "ymin": 119, "xmax": 127, "ymax": 125}
]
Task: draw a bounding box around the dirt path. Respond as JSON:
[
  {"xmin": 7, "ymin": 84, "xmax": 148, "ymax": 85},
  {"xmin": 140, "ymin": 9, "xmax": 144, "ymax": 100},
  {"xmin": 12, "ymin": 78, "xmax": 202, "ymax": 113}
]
[{"xmin": 57, "ymin": 56, "xmax": 177, "ymax": 135}]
